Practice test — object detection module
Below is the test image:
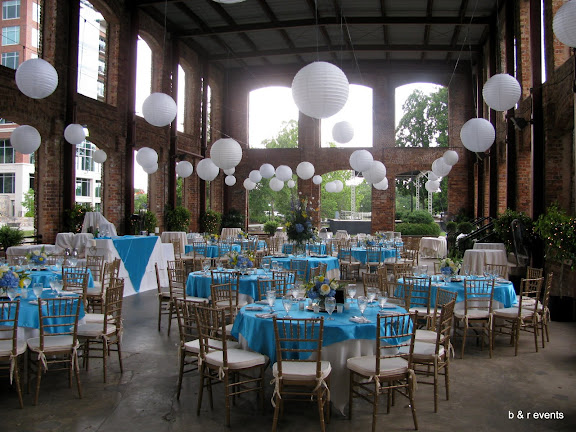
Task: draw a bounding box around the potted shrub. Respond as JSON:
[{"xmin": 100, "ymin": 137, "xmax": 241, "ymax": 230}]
[
  {"xmin": 0, "ymin": 225, "xmax": 25, "ymax": 253},
  {"xmin": 64, "ymin": 203, "xmax": 94, "ymax": 233},
  {"xmin": 263, "ymin": 219, "xmax": 279, "ymax": 236},
  {"xmin": 221, "ymin": 208, "xmax": 245, "ymax": 230},
  {"xmin": 165, "ymin": 206, "xmax": 191, "ymax": 232},
  {"xmin": 200, "ymin": 209, "xmax": 222, "ymax": 235}
]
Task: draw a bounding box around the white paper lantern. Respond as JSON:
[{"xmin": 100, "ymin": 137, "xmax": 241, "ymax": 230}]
[
  {"xmin": 553, "ymin": 1, "xmax": 576, "ymax": 47},
  {"xmin": 196, "ymin": 158, "xmax": 219, "ymax": 181},
  {"xmin": 142, "ymin": 92, "xmax": 177, "ymax": 127},
  {"xmin": 243, "ymin": 178, "xmax": 256, "ymax": 190},
  {"xmin": 428, "ymin": 172, "xmax": 439, "ymax": 181},
  {"xmin": 210, "ymin": 138, "xmax": 243, "ymax": 170},
  {"xmin": 296, "ymin": 161, "xmax": 315, "ymax": 180},
  {"xmin": 363, "ymin": 161, "xmax": 387, "ymax": 184},
  {"xmin": 175, "ymin": 161, "xmax": 194, "ymax": 178},
  {"xmin": 312, "ymin": 175, "xmax": 323, "ymax": 185},
  {"xmin": 325, "ymin": 181, "xmax": 336, "ymax": 193},
  {"xmin": 373, "ymin": 178, "xmax": 389, "ymax": 191},
  {"xmin": 10, "ymin": 125, "xmax": 41, "ymax": 154},
  {"xmin": 136, "ymin": 147, "xmax": 158, "ymax": 168},
  {"xmin": 224, "ymin": 168, "xmax": 235, "ymax": 175},
  {"xmin": 275, "ymin": 165, "xmax": 293, "ymax": 182},
  {"xmin": 143, "ymin": 162, "xmax": 158, "ymax": 174},
  {"xmin": 15, "ymin": 58, "xmax": 58, "ymax": 99},
  {"xmin": 432, "ymin": 158, "xmax": 452, "ymax": 177},
  {"xmin": 287, "ymin": 179, "xmax": 296, "ymax": 188},
  {"xmin": 249, "ymin": 170, "xmax": 262, "ymax": 183},
  {"xmin": 225, "ymin": 175, "xmax": 237, "ymax": 186},
  {"xmin": 425, "ymin": 180, "xmax": 441, "ymax": 193},
  {"xmin": 269, "ymin": 177, "xmax": 284, "ymax": 191},
  {"xmin": 482, "ymin": 74, "xmax": 522, "ymax": 111},
  {"xmin": 260, "ymin": 163, "xmax": 275, "ymax": 179},
  {"xmin": 332, "ymin": 121, "xmax": 354, "ymax": 143},
  {"xmin": 93, "ymin": 149, "xmax": 107, "ymax": 164},
  {"xmin": 333, "ymin": 180, "xmax": 344, "ymax": 192},
  {"xmin": 291, "ymin": 61, "xmax": 349, "ymax": 119},
  {"xmin": 442, "ymin": 150, "xmax": 459, "ymax": 166},
  {"xmin": 213, "ymin": 0, "xmax": 246, "ymax": 4},
  {"xmin": 63, "ymin": 124, "xmax": 86, "ymax": 145},
  {"xmin": 460, "ymin": 118, "xmax": 495, "ymax": 153},
  {"xmin": 349, "ymin": 149, "xmax": 373, "ymax": 172}
]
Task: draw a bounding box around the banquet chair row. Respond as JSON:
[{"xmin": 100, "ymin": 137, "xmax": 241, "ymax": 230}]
[
  {"xmin": 86, "ymin": 258, "xmax": 121, "ymax": 314},
  {"xmin": 0, "ymin": 300, "xmax": 25, "ymax": 408}
]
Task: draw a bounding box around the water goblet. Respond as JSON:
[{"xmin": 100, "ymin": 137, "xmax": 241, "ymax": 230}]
[
  {"xmin": 347, "ymin": 284, "xmax": 357, "ymax": 305},
  {"xmin": 357, "ymin": 296, "xmax": 368, "ymax": 321},
  {"xmin": 324, "ymin": 297, "xmax": 336, "ymax": 320},
  {"xmin": 6, "ymin": 287, "xmax": 18, "ymax": 301},
  {"xmin": 412, "ymin": 266, "xmax": 419, "ymax": 277},
  {"xmin": 420, "ymin": 265, "xmax": 428, "ymax": 277},
  {"xmin": 216, "ymin": 259, "xmax": 224, "ymax": 272},
  {"xmin": 33, "ymin": 282, "xmax": 43, "ymax": 299},
  {"xmin": 202, "ymin": 259, "xmax": 211, "ymax": 274},
  {"xmin": 262, "ymin": 262, "xmax": 270, "ymax": 277},
  {"xmin": 366, "ymin": 287, "xmax": 378, "ymax": 306},
  {"xmin": 271, "ymin": 260, "xmax": 279, "ymax": 272},
  {"xmin": 378, "ymin": 293, "xmax": 389, "ymax": 311},
  {"xmin": 266, "ymin": 290, "xmax": 276, "ymax": 312},
  {"xmin": 282, "ymin": 295, "xmax": 293, "ymax": 317}
]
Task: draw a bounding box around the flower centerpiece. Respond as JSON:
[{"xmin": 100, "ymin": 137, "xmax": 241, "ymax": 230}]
[
  {"xmin": 438, "ymin": 257, "xmax": 461, "ymax": 275},
  {"xmin": 229, "ymin": 250, "xmax": 254, "ymax": 271},
  {"xmin": 237, "ymin": 231, "xmax": 248, "ymax": 239},
  {"xmin": 305, "ymin": 275, "xmax": 338, "ymax": 310},
  {"xmin": 204, "ymin": 233, "xmax": 219, "ymax": 244},
  {"xmin": 364, "ymin": 239, "xmax": 376, "ymax": 247},
  {"xmin": 26, "ymin": 246, "xmax": 47, "ymax": 265},
  {"xmin": 0, "ymin": 266, "xmax": 29, "ymax": 296},
  {"xmin": 285, "ymin": 197, "xmax": 317, "ymax": 255}
]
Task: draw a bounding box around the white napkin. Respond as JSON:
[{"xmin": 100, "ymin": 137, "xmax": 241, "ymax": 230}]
[
  {"xmin": 255, "ymin": 312, "xmax": 277, "ymax": 319},
  {"xmin": 349, "ymin": 316, "xmax": 371, "ymax": 323},
  {"xmin": 380, "ymin": 304, "xmax": 396, "ymax": 309},
  {"xmin": 245, "ymin": 306, "xmax": 263, "ymax": 311}
]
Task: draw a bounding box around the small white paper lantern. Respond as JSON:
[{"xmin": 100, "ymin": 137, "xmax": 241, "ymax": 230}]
[
  {"xmin": 93, "ymin": 149, "xmax": 107, "ymax": 164},
  {"xmin": 196, "ymin": 158, "xmax": 219, "ymax": 181},
  {"xmin": 425, "ymin": 180, "xmax": 441, "ymax": 193},
  {"xmin": 442, "ymin": 150, "xmax": 459, "ymax": 166},
  {"xmin": 428, "ymin": 172, "xmax": 439, "ymax": 181},
  {"xmin": 224, "ymin": 168, "xmax": 235, "ymax": 175},
  {"xmin": 143, "ymin": 162, "xmax": 158, "ymax": 174},
  {"xmin": 553, "ymin": 1, "xmax": 576, "ymax": 47},
  {"xmin": 10, "ymin": 125, "xmax": 41, "ymax": 154},
  {"xmin": 332, "ymin": 121, "xmax": 354, "ymax": 143},
  {"xmin": 269, "ymin": 177, "xmax": 284, "ymax": 191},
  {"xmin": 175, "ymin": 161, "xmax": 194, "ymax": 178},
  {"xmin": 243, "ymin": 178, "xmax": 256, "ymax": 190},
  {"xmin": 333, "ymin": 180, "xmax": 344, "ymax": 192},
  {"xmin": 142, "ymin": 92, "xmax": 177, "ymax": 127},
  {"xmin": 363, "ymin": 161, "xmax": 387, "ymax": 184},
  {"xmin": 287, "ymin": 179, "xmax": 296, "ymax": 188},
  {"xmin": 136, "ymin": 147, "xmax": 158, "ymax": 168},
  {"xmin": 225, "ymin": 175, "xmax": 237, "ymax": 186},
  {"xmin": 373, "ymin": 178, "xmax": 389, "ymax": 191},
  {"xmin": 210, "ymin": 138, "xmax": 243, "ymax": 170},
  {"xmin": 432, "ymin": 158, "xmax": 452, "ymax": 177},
  {"xmin": 482, "ymin": 74, "xmax": 521, "ymax": 111},
  {"xmin": 296, "ymin": 161, "xmax": 315, "ymax": 180},
  {"xmin": 312, "ymin": 175, "xmax": 323, "ymax": 185},
  {"xmin": 325, "ymin": 182, "xmax": 336, "ymax": 193},
  {"xmin": 260, "ymin": 163, "xmax": 275, "ymax": 179},
  {"xmin": 460, "ymin": 118, "xmax": 495, "ymax": 153},
  {"xmin": 349, "ymin": 149, "xmax": 373, "ymax": 172},
  {"xmin": 291, "ymin": 61, "xmax": 349, "ymax": 119},
  {"xmin": 275, "ymin": 165, "xmax": 293, "ymax": 182},
  {"xmin": 15, "ymin": 58, "xmax": 58, "ymax": 99},
  {"xmin": 63, "ymin": 124, "xmax": 86, "ymax": 145},
  {"xmin": 249, "ymin": 170, "xmax": 262, "ymax": 183}
]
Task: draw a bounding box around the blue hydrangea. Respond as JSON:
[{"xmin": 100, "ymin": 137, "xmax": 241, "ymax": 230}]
[
  {"xmin": 0, "ymin": 271, "xmax": 20, "ymax": 288},
  {"xmin": 295, "ymin": 223, "xmax": 304, "ymax": 233}
]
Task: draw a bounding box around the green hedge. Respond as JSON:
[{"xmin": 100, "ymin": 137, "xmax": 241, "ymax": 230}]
[{"xmin": 396, "ymin": 223, "xmax": 441, "ymax": 236}]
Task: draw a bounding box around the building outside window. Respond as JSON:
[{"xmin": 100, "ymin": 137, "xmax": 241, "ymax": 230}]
[
  {"xmin": 0, "ymin": 173, "xmax": 15, "ymax": 193},
  {"xmin": 29, "ymin": 173, "xmax": 34, "ymax": 190},
  {"xmin": 0, "ymin": 140, "xmax": 14, "ymax": 163},
  {"xmin": 95, "ymin": 180, "xmax": 101, "ymax": 197},
  {"xmin": 2, "ymin": 25, "xmax": 20, "ymax": 45},
  {"xmin": 76, "ymin": 141, "xmax": 96, "ymax": 172},
  {"xmin": 31, "ymin": 27, "xmax": 38, "ymax": 48},
  {"xmin": 2, "ymin": 0, "xmax": 20, "ymax": 20},
  {"xmin": 1, "ymin": 51, "xmax": 18, "ymax": 69},
  {"xmin": 32, "ymin": 2, "xmax": 40, "ymax": 22},
  {"xmin": 75, "ymin": 178, "xmax": 90, "ymax": 197}
]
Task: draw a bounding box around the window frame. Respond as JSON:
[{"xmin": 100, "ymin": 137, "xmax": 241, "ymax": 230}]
[
  {"xmin": 2, "ymin": 0, "xmax": 20, "ymax": 20},
  {"xmin": 0, "ymin": 172, "xmax": 15, "ymax": 193},
  {"xmin": 2, "ymin": 25, "xmax": 20, "ymax": 46}
]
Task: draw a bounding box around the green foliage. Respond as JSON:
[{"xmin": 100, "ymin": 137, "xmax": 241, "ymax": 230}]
[
  {"xmin": 199, "ymin": 209, "xmax": 221, "ymax": 234},
  {"xmin": 396, "ymin": 223, "xmax": 441, "ymax": 236},
  {"xmin": 534, "ymin": 204, "xmax": 576, "ymax": 265},
  {"xmin": 493, "ymin": 209, "xmax": 534, "ymax": 253},
  {"xmin": 221, "ymin": 208, "xmax": 244, "ymax": 229},
  {"xmin": 0, "ymin": 225, "xmax": 25, "ymax": 251},
  {"xmin": 456, "ymin": 221, "xmax": 474, "ymax": 234},
  {"xmin": 22, "ymin": 189, "xmax": 35, "ymax": 218},
  {"xmin": 263, "ymin": 219, "xmax": 279, "ymax": 236},
  {"xmin": 134, "ymin": 189, "xmax": 148, "ymax": 212},
  {"xmin": 446, "ymin": 221, "xmax": 458, "ymax": 233},
  {"xmin": 64, "ymin": 203, "xmax": 94, "ymax": 233},
  {"xmin": 165, "ymin": 206, "xmax": 191, "ymax": 232},
  {"xmin": 129, "ymin": 210, "xmax": 157, "ymax": 234},
  {"xmin": 261, "ymin": 120, "xmax": 299, "ymax": 148},
  {"xmin": 404, "ymin": 210, "xmax": 434, "ymax": 224}
]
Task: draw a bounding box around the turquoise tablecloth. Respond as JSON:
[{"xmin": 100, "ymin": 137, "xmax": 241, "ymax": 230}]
[
  {"xmin": 282, "ymin": 243, "xmax": 327, "ymax": 255},
  {"xmin": 184, "ymin": 244, "xmax": 241, "ymax": 258},
  {"xmin": 346, "ymin": 247, "xmax": 396, "ymax": 264},
  {"xmin": 112, "ymin": 236, "xmax": 158, "ymax": 292},
  {"xmin": 266, "ymin": 255, "xmax": 339, "ymax": 281},
  {"xmin": 27, "ymin": 268, "xmax": 94, "ymax": 289},
  {"xmin": 186, "ymin": 269, "xmax": 266, "ymax": 301}
]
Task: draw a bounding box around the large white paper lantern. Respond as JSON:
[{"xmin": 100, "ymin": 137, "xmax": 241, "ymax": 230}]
[
  {"xmin": 425, "ymin": 180, "xmax": 440, "ymax": 193},
  {"xmin": 15, "ymin": 58, "xmax": 58, "ymax": 99},
  {"xmin": 10, "ymin": 125, "xmax": 41, "ymax": 154},
  {"xmin": 260, "ymin": 163, "xmax": 275, "ymax": 179},
  {"xmin": 332, "ymin": 121, "xmax": 354, "ymax": 143},
  {"xmin": 176, "ymin": 161, "xmax": 194, "ymax": 178},
  {"xmin": 363, "ymin": 161, "xmax": 387, "ymax": 184},
  {"xmin": 312, "ymin": 175, "xmax": 323, "ymax": 185},
  {"xmin": 428, "ymin": 172, "xmax": 439, "ymax": 181},
  {"xmin": 287, "ymin": 179, "xmax": 296, "ymax": 188},
  {"xmin": 136, "ymin": 147, "xmax": 158, "ymax": 168},
  {"xmin": 93, "ymin": 149, "xmax": 107, "ymax": 163},
  {"xmin": 482, "ymin": 74, "xmax": 521, "ymax": 111},
  {"xmin": 269, "ymin": 177, "xmax": 284, "ymax": 191},
  {"xmin": 553, "ymin": 1, "xmax": 576, "ymax": 47},
  {"xmin": 333, "ymin": 180, "xmax": 344, "ymax": 192},
  {"xmin": 325, "ymin": 181, "xmax": 336, "ymax": 193},
  {"xmin": 442, "ymin": 150, "xmax": 459, "ymax": 166},
  {"xmin": 143, "ymin": 162, "xmax": 158, "ymax": 174},
  {"xmin": 210, "ymin": 138, "xmax": 242, "ymax": 170},
  {"xmin": 142, "ymin": 92, "xmax": 177, "ymax": 127},
  {"xmin": 225, "ymin": 175, "xmax": 237, "ymax": 186},
  {"xmin": 63, "ymin": 124, "xmax": 86, "ymax": 145},
  {"xmin": 275, "ymin": 165, "xmax": 293, "ymax": 182},
  {"xmin": 432, "ymin": 158, "xmax": 452, "ymax": 177},
  {"xmin": 291, "ymin": 61, "xmax": 349, "ymax": 119},
  {"xmin": 296, "ymin": 161, "xmax": 315, "ymax": 180},
  {"xmin": 349, "ymin": 149, "xmax": 373, "ymax": 172},
  {"xmin": 373, "ymin": 178, "xmax": 389, "ymax": 191},
  {"xmin": 196, "ymin": 158, "xmax": 219, "ymax": 181},
  {"xmin": 243, "ymin": 178, "xmax": 256, "ymax": 190},
  {"xmin": 249, "ymin": 170, "xmax": 262, "ymax": 183},
  {"xmin": 224, "ymin": 168, "xmax": 235, "ymax": 175},
  {"xmin": 460, "ymin": 118, "xmax": 495, "ymax": 153}
]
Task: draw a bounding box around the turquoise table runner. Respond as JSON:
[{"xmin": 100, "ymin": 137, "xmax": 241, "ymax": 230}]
[{"xmin": 112, "ymin": 236, "xmax": 158, "ymax": 292}]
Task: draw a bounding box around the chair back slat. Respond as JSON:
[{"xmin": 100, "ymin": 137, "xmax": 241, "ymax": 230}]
[{"xmin": 376, "ymin": 312, "xmax": 415, "ymax": 372}]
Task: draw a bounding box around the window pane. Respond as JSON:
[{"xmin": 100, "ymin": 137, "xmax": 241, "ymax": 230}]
[
  {"xmin": 0, "ymin": 173, "xmax": 15, "ymax": 193},
  {"xmin": 0, "ymin": 139, "xmax": 14, "ymax": 163},
  {"xmin": 2, "ymin": 0, "xmax": 20, "ymax": 20},
  {"xmin": 75, "ymin": 178, "xmax": 90, "ymax": 197},
  {"xmin": 1, "ymin": 51, "xmax": 18, "ymax": 69},
  {"xmin": 2, "ymin": 26, "xmax": 20, "ymax": 45},
  {"xmin": 32, "ymin": 2, "xmax": 40, "ymax": 22},
  {"xmin": 78, "ymin": 1, "xmax": 107, "ymax": 101}
]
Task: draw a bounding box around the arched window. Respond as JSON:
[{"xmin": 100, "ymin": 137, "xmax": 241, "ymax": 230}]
[
  {"xmin": 135, "ymin": 36, "xmax": 152, "ymax": 117},
  {"xmin": 249, "ymin": 87, "xmax": 298, "ymax": 148}
]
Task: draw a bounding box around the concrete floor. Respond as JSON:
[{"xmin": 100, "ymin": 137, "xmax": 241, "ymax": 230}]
[{"xmin": 1, "ymin": 264, "xmax": 576, "ymax": 432}]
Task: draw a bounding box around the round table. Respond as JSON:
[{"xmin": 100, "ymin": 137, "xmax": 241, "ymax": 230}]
[
  {"xmin": 266, "ymin": 255, "xmax": 340, "ymax": 281},
  {"xmin": 186, "ymin": 269, "xmax": 267, "ymax": 302}
]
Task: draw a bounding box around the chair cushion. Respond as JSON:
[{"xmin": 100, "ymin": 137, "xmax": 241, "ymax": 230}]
[
  {"xmin": 185, "ymin": 338, "xmax": 240, "ymax": 354},
  {"xmin": 272, "ymin": 360, "xmax": 331, "ymax": 381},
  {"xmin": 409, "ymin": 341, "xmax": 445, "ymax": 361},
  {"xmin": 0, "ymin": 338, "xmax": 27, "ymax": 356},
  {"xmin": 454, "ymin": 309, "xmax": 491, "ymax": 320},
  {"xmin": 205, "ymin": 348, "xmax": 267, "ymax": 370},
  {"xmin": 84, "ymin": 313, "xmax": 114, "ymax": 323},
  {"xmin": 78, "ymin": 322, "xmax": 117, "ymax": 338},
  {"xmin": 493, "ymin": 307, "xmax": 534, "ymax": 319},
  {"xmin": 409, "ymin": 307, "xmax": 429, "ymax": 315},
  {"xmin": 87, "ymin": 287, "xmax": 103, "ymax": 296},
  {"xmin": 414, "ymin": 329, "xmax": 437, "ymax": 343},
  {"xmin": 347, "ymin": 354, "xmax": 408, "ymax": 377},
  {"xmin": 27, "ymin": 335, "xmax": 78, "ymax": 353}
]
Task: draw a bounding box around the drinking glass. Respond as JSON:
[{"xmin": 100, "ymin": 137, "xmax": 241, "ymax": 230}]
[
  {"xmin": 357, "ymin": 296, "xmax": 368, "ymax": 321},
  {"xmin": 412, "ymin": 266, "xmax": 419, "ymax": 277},
  {"xmin": 6, "ymin": 287, "xmax": 18, "ymax": 301},
  {"xmin": 347, "ymin": 284, "xmax": 357, "ymax": 304},
  {"xmin": 50, "ymin": 279, "xmax": 62, "ymax": 296},
  {"xmin": 282, "ymin": 295, "xmax": 293, "ymax": 317},
  {"xmin": 420, "ymin": 265, "xmax": 428, "ymax": 277},
  {"xmin": 202, "ymin": 259, "xmax": 211, "ymax": 274},
  {"xmin": 266, "ymin": 290, "xmax": 276, "ymax": 312},
  {"xmin": 271, "ymin": 260, "xmax": 279, "ymax": 272},
  {"xmin": 378, "ymin": 293, "xmax": 388, "ymax": 311},
  {"xmin": 22, "ymin": 277, "xmax": 31, "ymax": 290},
  {"xmin": 441, "ymin": 269, "xmax": 452, "ymax": 285},
  {"xmin": 324, "ymin": 297, "xmax": 336, "ymax": 320},
  {"xmin": 33, "ymin": 282, "xmax": 43, "ymax": 299},
  {"xmin": 216, "ymin": 259, "xmax": 224, "ymax": 272},
  {"xmin": 262, "ymin": 262, "xmax": 270, "ymax": 277}
]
